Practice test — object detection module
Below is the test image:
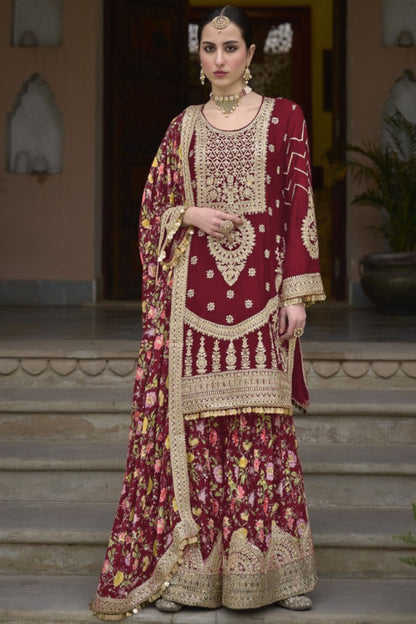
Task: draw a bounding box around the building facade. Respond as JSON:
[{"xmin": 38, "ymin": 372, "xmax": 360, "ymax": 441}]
[{"xmin": 0, "ymin": 0, "xmax": 415, "ymax": 305}]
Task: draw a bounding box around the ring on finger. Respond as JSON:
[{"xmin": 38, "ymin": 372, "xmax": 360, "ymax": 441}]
[
  {"xmin": 293, "ymin": 327, "xmax": 304, "ymax": 338},
  {"xmin": 219, "ymin": 220, "xmax": 234, "ymax": 236}
]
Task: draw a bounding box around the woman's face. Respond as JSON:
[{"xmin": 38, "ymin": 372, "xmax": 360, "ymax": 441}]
[{"xmin": 199, "ymin": 21, "xmax": 255, "ymax": 94}]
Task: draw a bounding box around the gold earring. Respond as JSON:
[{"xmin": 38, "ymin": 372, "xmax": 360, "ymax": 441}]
[
  {"xmin": 200, "ymin": 67, "xmax": 206, "ymax": 85},
  {"xmin": 243, "ymin": 65, "xmax": 252, "ymax": 84}
]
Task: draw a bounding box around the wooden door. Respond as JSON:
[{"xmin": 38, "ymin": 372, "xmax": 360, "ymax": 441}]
[
  {"xmin": 103, "ymin": 0, "xmax": 188, "ymax": 300},
  {"xmin": 330, "ymin": 0, "xmax": 347, "ymax": 298}
]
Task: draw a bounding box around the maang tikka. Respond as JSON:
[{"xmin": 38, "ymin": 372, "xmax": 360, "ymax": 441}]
[{"xmin": 211, "ymin": 7, "xmax": 230, "ymax": 32}]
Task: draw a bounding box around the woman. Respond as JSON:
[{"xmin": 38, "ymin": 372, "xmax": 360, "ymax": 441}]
[{"xmin": 91, "ymin": 5, "xmax": 325, "ymax": 620}]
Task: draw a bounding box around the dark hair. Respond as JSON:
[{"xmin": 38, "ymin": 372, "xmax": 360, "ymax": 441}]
[{"xmin": 197, "ymin": 5, "xmax": 254, "ymax": 49}]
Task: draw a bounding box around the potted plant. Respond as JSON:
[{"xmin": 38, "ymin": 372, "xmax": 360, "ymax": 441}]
[{"xmin": 344, "ymin": 110, "xmax": 416, "ymax": 312}]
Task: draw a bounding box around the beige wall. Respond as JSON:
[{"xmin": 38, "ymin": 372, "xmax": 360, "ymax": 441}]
[
  {"xmin": 347, "ymin": 0, "xmax": 416, "ymax": 302},
  {"xmin": 2, "ymin": 0, "xmax": 415, "ymax": 304},
  {"xmin": 0, "ymin": 0, "xmax": 103, "ymax": 301}
]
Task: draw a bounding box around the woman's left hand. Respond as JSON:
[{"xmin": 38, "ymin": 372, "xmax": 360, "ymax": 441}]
[{"xmin": 278, "ymin": 304, "xmax": 306, "ymax": 340}]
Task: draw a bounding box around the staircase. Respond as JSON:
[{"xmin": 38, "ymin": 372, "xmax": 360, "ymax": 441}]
[{"xmin": 0, "ymin": 336, "xmax": 415, "ymax": 623}]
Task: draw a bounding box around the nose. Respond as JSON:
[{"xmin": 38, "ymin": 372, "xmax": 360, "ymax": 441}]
[{"xmin": 214, "ymin": 48, "xmax": 224, "ymax": 66}]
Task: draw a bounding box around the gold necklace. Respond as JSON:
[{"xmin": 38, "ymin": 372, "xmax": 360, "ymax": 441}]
[{"xmin": 210, "ymin": 86, "xmax": 252, "ymax": 117}]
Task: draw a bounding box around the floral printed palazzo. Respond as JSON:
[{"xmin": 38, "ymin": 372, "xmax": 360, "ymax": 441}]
[{"xmin": 91, "ymin": 97, "xmax": 325, "ymax": 619}]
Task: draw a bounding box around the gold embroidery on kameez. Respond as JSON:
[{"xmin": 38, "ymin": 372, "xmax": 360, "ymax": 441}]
[
  {"xmin": 184, "ymin": 295, "xmax": 280, "ymax": 341},
  {"xmin": 212, "ymin": 339, "xmax": 221, "ymax": 372},
  {"xmin": 301, "ymin": 188, "xmax": 320, "ymax": 259},
  {"xmin": 195, "ymin": 100, "xmax": 274, "ymax": 216},
  {"xmin": 206, "ymin": 219, "xmax": 256, "ymax": 286},
  {"xmin": 196, "ymin": 336, "xmax": 208, "ymax": 375},
  {"xmin": 193, "ymin": 100, "xmax": 274, "ymax": 285},
  {"xmin": 225, "ymin": 341, "xmax": 237, "ymax": 371},
  {"xmin": 255, "ymin": 331, "xmax": 267, "ymax": 369},
  {"xmin": 241, "ymin": 336, "xmax": 250, "ymax": 369},
  {"xmin": 184, "ymin": 329, "xmax": 193, "ymax": 378}
]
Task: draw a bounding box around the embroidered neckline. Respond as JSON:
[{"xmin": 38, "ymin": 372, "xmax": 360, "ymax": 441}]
[{"xmin": 200, "ymin": 97, "xmax": 265, "ymax": 134}]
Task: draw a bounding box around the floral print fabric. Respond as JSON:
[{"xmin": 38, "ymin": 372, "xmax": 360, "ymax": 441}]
[
  {"xmin": 186, "ymin": 414, "xmax": 310, "ymax": 561},
  {"xmin": 92, "ymin": 404, "xmax": 316, "ymax": 615}
]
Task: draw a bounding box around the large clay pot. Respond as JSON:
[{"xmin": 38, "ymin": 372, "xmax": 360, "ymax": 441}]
[{"xmin": 359, "ymin": 252, "xmax": 416, "ymax": 312}]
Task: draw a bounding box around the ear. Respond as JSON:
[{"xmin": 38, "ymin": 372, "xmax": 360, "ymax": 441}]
[{"xmin": 247, "ymin": 43, "xmax": 256, "ymax": 64}]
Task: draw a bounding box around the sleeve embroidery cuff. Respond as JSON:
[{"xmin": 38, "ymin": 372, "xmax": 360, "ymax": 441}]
[{"xmin": 281, "ymin": 273, "xmax": 326, "ymax": 307}]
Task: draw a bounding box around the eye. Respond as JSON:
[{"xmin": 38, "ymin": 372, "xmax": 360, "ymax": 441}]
[
  {"xmin": 202, "ymin": 44, "xmax": 215, "ymax": 53},
  {"xmin": 225, "ymin": 45, "xmax": 238, "ymax": 52}
]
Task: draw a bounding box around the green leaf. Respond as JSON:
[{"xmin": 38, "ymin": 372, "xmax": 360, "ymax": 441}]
[
  {"xmin": 333, "ymin": 110, "xmax": 416, "ymax": 250},
  {"xmin": 400, "ymin": 556, "xmax": 416, "ymax": 567},
  {"xmin": 394, "ymin": 531, "xmax": 416, "ymax": 547}
]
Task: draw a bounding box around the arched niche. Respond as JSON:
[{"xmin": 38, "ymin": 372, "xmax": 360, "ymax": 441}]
[
  {"xmin": 382, "ymin": 0, "xmax": 416, "ymax": 47},
  {"xmin": 7, "ymin": 74, "xmax": 64, "ymax": 174},
  {"xmin": 13, "ymin": 0, "xmax": 63, "ymax": 47},
  {"xmin": 382, "ymin": 69, "xmax": 416, "ymax": 156}
]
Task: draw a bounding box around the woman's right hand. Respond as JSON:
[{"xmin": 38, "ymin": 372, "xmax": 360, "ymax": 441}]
[{"xmin": 183, "ymin": 206, "xmax": 243, "ymax": 239}]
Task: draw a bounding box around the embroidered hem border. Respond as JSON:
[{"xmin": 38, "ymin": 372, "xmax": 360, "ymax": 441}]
[
  {"xmin": 184, "ymin": 405, "xmax": 293, "ymax": 420},
  {"xmin": 164, "ymin": 555, "xmax": 317, "ymax": 609},
  {"xmin": 163, "ymin": 524, "xmax": 317, "ymax": 609},
  {"xmin": 182, "ymin": 368, "xmax": 293, "ymax": 416}
]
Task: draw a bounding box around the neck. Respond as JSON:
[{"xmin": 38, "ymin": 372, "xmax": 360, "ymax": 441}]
[
  {"xmin": 209, "ymin": 86, "xmax": 252, "ymax": 117},
  {"xmin": 211, "ymin": 83, "xmax": 246, "ymax": 98}
]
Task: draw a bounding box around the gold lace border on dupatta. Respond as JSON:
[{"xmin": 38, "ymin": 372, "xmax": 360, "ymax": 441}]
[
  {"xmin": 90, "ymin": 527, "xmax": 198, "ymax": 620},
  {"xmin": 90, "ymin": 108, "xmax": 201, "ymax": 622}
]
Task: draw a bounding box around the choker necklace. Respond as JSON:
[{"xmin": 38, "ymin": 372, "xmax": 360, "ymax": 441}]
[{"xmin": 210, "ymin": 86, "xmax": 252, "ymax": 117}]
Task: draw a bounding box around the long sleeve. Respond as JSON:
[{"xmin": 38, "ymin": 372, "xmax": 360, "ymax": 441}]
[{"xmin": 280, "ymin": 104, "xmax": 325, "ymax": 306}]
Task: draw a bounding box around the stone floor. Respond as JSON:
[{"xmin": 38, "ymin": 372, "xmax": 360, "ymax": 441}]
[
  {"xmin": 0, "ymin": 301, "xmax": 415, "ymax": 343},
  {"xmin": 1, "ymin": 577, "xmax": 415, "ymax": 624}
]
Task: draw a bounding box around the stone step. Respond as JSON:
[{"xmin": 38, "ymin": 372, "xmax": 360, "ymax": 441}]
[
  {"xmin": 297, "ymin": 389, "xmax": 416, "ymax": 445},
  {"xmin": 1, "ymin": 387, "xmax": 416, "ymax": 445},
  {"xmin": 0, "ymin": 386, "xmax": 131, "ymax": 441},
  {"xmin": 0, "ymin": 339, "xmax": 138, "ymax": 388},
  {"xmin": 0, "ymin": 441, "xmax": 414, "ymax": 506},
  {"xmin": 0, "ymin": 576, "xmax": 414, "ymax": 623},
  {"xmin": 304, "ymin": 341, "xmax": 416, "ymax": 389},
  {"xmin": 302, "ymin": 444, "xmax": 416, "ymax": 507},
  {"xmin": 0, "ymin": 503, "xmax": 415, "ymax": 578},
  {"xmin": 0, "ymin": 339, "xmax": 415, "ymax": 389}
]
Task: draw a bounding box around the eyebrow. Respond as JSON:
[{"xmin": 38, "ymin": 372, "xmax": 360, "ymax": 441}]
[{"xmin": 202, "ymin": 40, "xmax": 240, "ymax": 45}]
